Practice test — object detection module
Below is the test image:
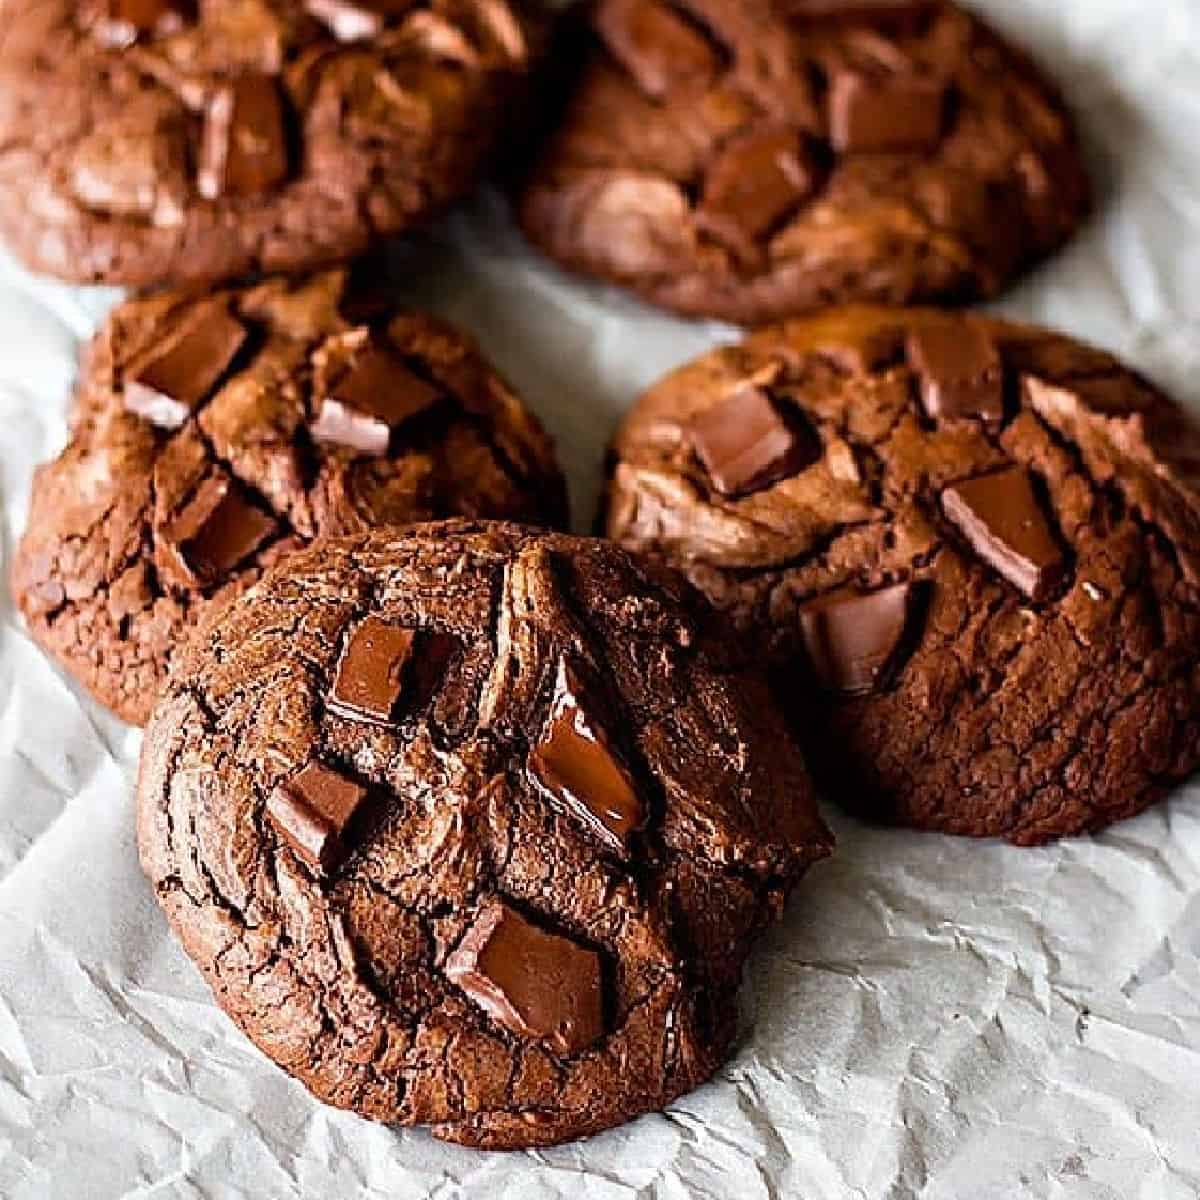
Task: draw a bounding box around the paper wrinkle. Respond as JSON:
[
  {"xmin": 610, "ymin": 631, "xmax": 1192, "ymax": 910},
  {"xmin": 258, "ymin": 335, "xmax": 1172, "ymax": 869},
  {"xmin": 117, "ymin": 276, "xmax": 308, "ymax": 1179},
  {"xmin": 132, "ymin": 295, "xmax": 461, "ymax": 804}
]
[{"xmin": 0, "ymin": 0, "xmax": 1198, "ymax": 1194}]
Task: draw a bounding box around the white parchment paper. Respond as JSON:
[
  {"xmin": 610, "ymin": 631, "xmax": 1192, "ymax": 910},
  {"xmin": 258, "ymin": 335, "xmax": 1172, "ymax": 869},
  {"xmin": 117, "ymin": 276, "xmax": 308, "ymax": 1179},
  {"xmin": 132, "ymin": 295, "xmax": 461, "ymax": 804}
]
[{"xmin": 1, "ymin": 1, "xmax": 1200, "ymax": 1194}]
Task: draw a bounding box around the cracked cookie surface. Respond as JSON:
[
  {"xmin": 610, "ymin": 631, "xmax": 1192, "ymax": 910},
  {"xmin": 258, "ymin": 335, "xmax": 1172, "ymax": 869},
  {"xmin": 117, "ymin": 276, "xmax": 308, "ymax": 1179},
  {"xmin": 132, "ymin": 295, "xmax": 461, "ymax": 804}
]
[
  {"xmin": 519, "ymin": 0, "xmax": 1089, "ymax": 324},
  {"xmin": 12, "ymin": 268, "xmax": 567, "ymax": 725},
  {"xmin": 605, "ymin": 308, "xmax": 1200, "ymax": 843},
  {"xmin": 135, "ymin": 520, "xmax": 833, "ymax": 1148},
  {"xmin": 0, "ymin": 0, "xmax": 543, "ymax": 285}
]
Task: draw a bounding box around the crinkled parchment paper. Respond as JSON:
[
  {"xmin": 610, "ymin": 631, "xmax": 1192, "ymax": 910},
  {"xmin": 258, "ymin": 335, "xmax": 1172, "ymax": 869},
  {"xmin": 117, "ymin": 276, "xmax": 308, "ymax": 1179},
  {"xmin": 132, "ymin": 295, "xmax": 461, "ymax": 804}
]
[{"xmin": 1, "ymin": 1, "xmax": 1199, "ymax": 1195}]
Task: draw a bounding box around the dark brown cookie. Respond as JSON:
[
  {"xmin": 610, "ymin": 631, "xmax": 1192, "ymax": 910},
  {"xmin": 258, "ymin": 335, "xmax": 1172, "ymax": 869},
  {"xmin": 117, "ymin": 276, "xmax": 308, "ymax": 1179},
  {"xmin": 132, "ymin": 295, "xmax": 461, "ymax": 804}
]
[
  {"xmin": 0, "ymin": 0, "xmax": 543, "ymax": 286},
  {"xmin": 605, "ymin": 308, "xmax": 1200, "ymax": 844},
  {"xmin": 11, "ymin": 269, "xmax": 567, "ymax": 725},
  {"xmin": 519, "ymin": 0, "xmax": 1090, "ymax": 324},
  {"xmin": 135, "ymin": 520, "xmax": 833, "ymax": 1149}
]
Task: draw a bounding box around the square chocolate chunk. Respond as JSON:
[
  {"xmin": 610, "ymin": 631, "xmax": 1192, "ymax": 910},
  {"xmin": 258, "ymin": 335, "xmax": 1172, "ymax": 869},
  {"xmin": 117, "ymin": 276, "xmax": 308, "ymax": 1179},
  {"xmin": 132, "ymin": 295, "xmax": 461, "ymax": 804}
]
[
  {"xmin": 197, "ymin": 76, "xmax": 289, "ymax": 200},
  {"xmin": 528, "ymin": 659, "xmax": 644, "ymax": 855},
  {"xmin": 310, "ymin": 344, "xmax": 441, "ymax": 455},
  {"xmin": 267, "ymin": 759, "xmax": 367, "ymax": 875},
  {"xmin": 123, "ymin": 302, "xmax": 247, "ymax": 429},
  {"xmin": 445, "ymin": 897, "xmax": 604, "ymax": 1055},
  {"xmin": 159, "ymin": 473, "xmax": 278, "ymax": 587},
  {"xmin": 688, "ymin": 384, "xmax": 820, "ymax": 498},
  {"xmin": 829, "ymin": 70, "xmax": 947, "ymax": 154},
  {"xmin": 329, "ymin": 616, "xmax": 417, "ymax": 724},
  {"xmin": 907, "ymin": 321, "xmax": 1005, "ymax": 424}
]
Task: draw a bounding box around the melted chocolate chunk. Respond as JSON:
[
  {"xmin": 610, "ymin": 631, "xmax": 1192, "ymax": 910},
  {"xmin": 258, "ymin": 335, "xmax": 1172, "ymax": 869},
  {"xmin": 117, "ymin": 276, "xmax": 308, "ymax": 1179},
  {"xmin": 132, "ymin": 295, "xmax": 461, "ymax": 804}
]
[
  {"xmin": 445, "ymin": 898, "xmax": 604, "ymax": 1055},
  {"xmin": 310, "ymin": 344, "xmax": 441, "ymax": 455},
  {"xmin": 907, "ymin": 322, "xmax": 1005, "ymax": 423},
  {"xmin": 696, "ymin": 128, "xmax": 813, "ymax": 252},
  {"xmin": 123, "ymin": 304, "xmax": 247, "ymax": 429},
  {"xmin": 329, "ymin": 616, "xmax": 417, "ymax": 724},
  {"xmin": 689, "ymin": 384, "xmax": 820, "ymax": 498},
  {"xmin": 829, "ymin": 70, "xmax": 947, "ymax": 154},
  {"xmin": 266, "ymin": 759, "xmax": 368, "ymax": 875},
  {"xmin": 304, "ymin": 0, "xmax": 414, "ymax": 41},
  {"xmin": 86, "ymin": 0, "xmax": 193, "ymax": 48},
  {"xmin": 800, "ymin": 582, "xmax": 920, "ymax": 695},
  {"xmin": 197, "ymin": 77, "xmax": 290, "ymax": 200},
  {"xmin": 160, "ymin": 473, "xmax": 279, "ymax": 587},
  {"xmin": 942, "ymin": 467, "xmax": 1066, "ymax": 601},
  {"xmin": 594, "ymin": 0, "xmax": 720, "ymax": 99},
  {"xmin": 529, "ymin": 660, "xmax": 644, "ymax": 855}
]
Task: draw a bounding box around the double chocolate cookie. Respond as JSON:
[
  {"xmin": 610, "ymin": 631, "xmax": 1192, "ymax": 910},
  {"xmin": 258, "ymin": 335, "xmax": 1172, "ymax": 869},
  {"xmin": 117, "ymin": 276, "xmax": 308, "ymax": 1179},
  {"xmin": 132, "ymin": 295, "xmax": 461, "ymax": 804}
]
[
  {"xmin": 0, "ymin": 0, "xmax": 542, "ymax": 286},
  {"xmin": 135, "ymin": 521, "xmax": 833, "ymax": 1148},
  {"xmin": 12, "ymin": 269, "xmax": 567, "ymax": 724},
  {"xmin": 605, "ymin": 308, "xmax": 1200, "ymax": 843},
  {"xmin": 519, "ymin": 0, "xmax": 1089, "ymax": 324}
]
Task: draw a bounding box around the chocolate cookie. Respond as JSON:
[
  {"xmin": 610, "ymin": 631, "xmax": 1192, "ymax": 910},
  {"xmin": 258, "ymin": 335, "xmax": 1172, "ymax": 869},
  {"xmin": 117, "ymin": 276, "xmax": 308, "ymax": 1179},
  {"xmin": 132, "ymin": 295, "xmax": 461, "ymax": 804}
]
[
  {"xmin": 519, "ymin": 0, "xmax": 1089, "ymax": 324},
  {"xmin": 135, "ymin": 520, "xmax": 833, "ymax": 1148},
  {"xmin": 605, "ymin": 308, "xmax": 1200, "ymax": 844},
  {"xmin": 0, "ymin": 0, "xmax": 542, "ymax": 286},
  {"xmin": 12, "ymin": 269, "xmax": 567, "ymax": 725}
]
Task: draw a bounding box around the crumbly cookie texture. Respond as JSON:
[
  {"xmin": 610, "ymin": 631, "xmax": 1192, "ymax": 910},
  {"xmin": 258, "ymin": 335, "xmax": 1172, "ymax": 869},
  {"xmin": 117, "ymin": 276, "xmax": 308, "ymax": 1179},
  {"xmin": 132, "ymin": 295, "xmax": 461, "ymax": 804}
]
[
  {"xmin": 0, "ymin": 0, "xmax": 543, "ymax": 285},
  {"xmin": 12, "ymin": 269, "xmax": 567, "ymax": 725},
  {"xmin": 605, "ymin": 308, "xmax": 1200, "ymax": 844},
  {"xmin": 136, "ymin": 521, "xmax": 833, "ymax": 1149},
  {"xmin": 519, "ymin": 0, "xmax": 1089, "ymax": 324}
]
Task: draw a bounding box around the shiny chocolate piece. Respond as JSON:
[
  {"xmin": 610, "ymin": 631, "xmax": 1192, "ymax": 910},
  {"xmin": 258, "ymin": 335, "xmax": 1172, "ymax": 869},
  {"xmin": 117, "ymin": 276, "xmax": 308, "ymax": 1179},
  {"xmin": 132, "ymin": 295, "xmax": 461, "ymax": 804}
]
[
  {"xmin": 86, "ymin": 0, "xmax": 193, "ymax": 48},
  {"xmin": 160, "ymin": 473, "xmax": 278, "ymax": 587},
  {"xmin": 907, "ymin": 322, "xmax": 1005, "ymax": 423},
  {"xmin": 123, "ymin": 304, "xmax": 247, "ymax": 429},
  {"xmin": 445, "ymin": 897, "xmax": 604, "ymax": 1055},
  {"xmin": 799, "ymin": 582, "xmax": 920, "ymax": 695},
  {"xmin": 594, "ymin": 0, "xmax": 720, "ymax": 100},
  {"xmin": 310, "ymin": 345, "xmax": 441, "ymax": 455},
  {"xmin": 829, "ymin": 70, "xmax": 947, "ymax": 154},
  {"xmin": 689, "ymin": 384, "xmax": 820, "ymax": 498},
  {"xmin": 942, "ymin": 467, "xmax": 1066, "ymax": 601},
  {"xmin": 266, "ymin": 759, "xmax": 368, "ymax": 875},
  {"xmin": 696, "ymin": 128, "xmax": 813, "ymax": 252},
  {"xmin": 304, "ymin": 0, "xmax": 414, "ymax": 42},
  {"xmin": 529, "ymin": 660, "xmax": 644, "ymax": 854},
  {"xmin": 197, "ymin": 77, "xmax": 289, "ymax": 200},
  {"xmin": 329, "ymin": 616, "xmax": 416, "ymax": 724}
]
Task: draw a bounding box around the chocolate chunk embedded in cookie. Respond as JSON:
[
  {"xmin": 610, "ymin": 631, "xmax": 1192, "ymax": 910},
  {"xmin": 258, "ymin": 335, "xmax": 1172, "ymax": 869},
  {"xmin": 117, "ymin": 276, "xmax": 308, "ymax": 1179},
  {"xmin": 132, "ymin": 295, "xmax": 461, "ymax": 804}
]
[
  {"xmin": 0, "ymin": 0, "xmax": 544, "ymax": 286},
  {"xmin": 135, "ymin": 521, "xmax": 833, "ymax": 1149},
  {"xmin": 519, "ymin": 0, "xmax": 1089, "ymax": 324},
  {"xmin": 605, "ymin": 308, "xmax": 1200, "ymax": 844},
  {"xmin": 11, "ymin": 269, "xmax": 567, "ymax": 725}
]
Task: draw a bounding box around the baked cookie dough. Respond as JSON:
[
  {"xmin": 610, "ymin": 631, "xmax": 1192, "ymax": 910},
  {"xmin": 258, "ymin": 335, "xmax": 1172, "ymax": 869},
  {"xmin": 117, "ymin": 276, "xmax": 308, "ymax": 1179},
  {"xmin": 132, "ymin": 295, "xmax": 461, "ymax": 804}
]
[
  {"xmin": 12, "ymin": 268, "xmax": 567, "ymax": 724},
  {"xmin": 0, "ymin": 0, "xmax": 543, "ymax": 285},
  {"xmin": 519, "ymin": 0, "xmax": 1090, "ymax": 324},
  {"xmin": 135, "ymin": 520, "xmax": 833, "ymax": 1148},
  {"xmin": 605, "ymin": 307, "xmax": 1200, "ymax": 843}
]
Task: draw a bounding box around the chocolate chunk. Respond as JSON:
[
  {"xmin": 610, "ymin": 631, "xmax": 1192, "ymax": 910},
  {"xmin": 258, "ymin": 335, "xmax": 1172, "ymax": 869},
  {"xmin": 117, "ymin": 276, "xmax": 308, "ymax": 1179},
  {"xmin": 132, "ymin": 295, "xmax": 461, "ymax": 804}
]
[
  {"xmin": 123, "ymin": 304, "xmax": 247, "ymax": 429},
  {"xmin": 160, "ymin": 473, "xmax": 279, "ymax": 587},
  {"xmin": 529, "ymin": 660, "xmax": 644, "ymax": 855},
  {"xmin": 330, "ymin": 616, "xmax": 416, "ymax": 724},
  {"xmin": 799, "ymin": 582, "xmax": 920, "ymax": 695},
  {"xmin": 86, "ymin": 0, "xmax": 193, "ymax": 48},
  {"xmin": 310, "ymin": 345, "xmax": 441, "ymax": 455},
  {"xmin": 696, "ymin": 128, "xmax": 813, "ymax": 252},
  {"xmin": 907, "ymin": 322, "xmax": 1005, "ymax": 423},
  {"xmin": 594, "ymin": 0, "xmax": 720, "ymax": 100},
  {"xmin": 304, "ymin": 0, "xmax": 413, "ymax": 41},
  {"xmin": 197, "ymin": 77, "xmax": 289, "ymax": 200},
  {"xmin": 829, "ymin": 70, "xmax": 947, "ymax": 154},
  {"xmin": 689, "ymin": 384, "xmax": 820, "ymax": 498},
  {"xmin": 445, "ymin": 898, "xmax": 604, "ymax": 1055},
  {"xmin": 942, "ymin": 467, "xmax": 1066, "ymax": 601},
  {"xmin": 267, "ymin": 759, "xmax": 367, "ymax": 875}
]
